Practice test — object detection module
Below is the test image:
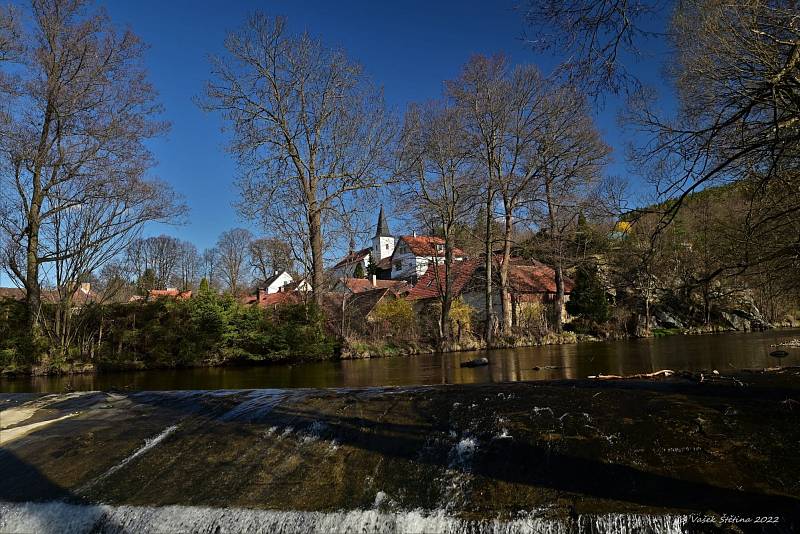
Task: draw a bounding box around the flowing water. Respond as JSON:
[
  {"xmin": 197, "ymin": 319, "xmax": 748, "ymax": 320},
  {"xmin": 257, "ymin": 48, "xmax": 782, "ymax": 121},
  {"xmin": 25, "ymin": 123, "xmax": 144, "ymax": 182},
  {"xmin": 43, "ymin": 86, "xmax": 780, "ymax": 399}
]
[{"xmin": 2, "ymin": 328, "xmax": 799, "ymax": 393}]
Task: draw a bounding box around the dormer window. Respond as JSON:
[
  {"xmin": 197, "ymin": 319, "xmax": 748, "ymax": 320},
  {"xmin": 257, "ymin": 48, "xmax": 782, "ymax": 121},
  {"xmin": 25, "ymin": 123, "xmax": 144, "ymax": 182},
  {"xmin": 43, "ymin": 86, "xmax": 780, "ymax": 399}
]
[{"xmin": 435, "ymin": 244, "xmax": 444, "ymax": 253}]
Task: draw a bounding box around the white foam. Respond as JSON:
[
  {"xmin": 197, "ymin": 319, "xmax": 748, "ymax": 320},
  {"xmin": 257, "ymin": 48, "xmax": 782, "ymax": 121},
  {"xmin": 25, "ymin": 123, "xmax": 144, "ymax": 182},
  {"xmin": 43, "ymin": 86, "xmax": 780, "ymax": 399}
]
[
  {"xmin": 0, "ymin": 501, "xmax": 689, "ymax": 534},
  {"xmin": 79, "ymin": 425, "xmax": 178, "ymax": 492}
]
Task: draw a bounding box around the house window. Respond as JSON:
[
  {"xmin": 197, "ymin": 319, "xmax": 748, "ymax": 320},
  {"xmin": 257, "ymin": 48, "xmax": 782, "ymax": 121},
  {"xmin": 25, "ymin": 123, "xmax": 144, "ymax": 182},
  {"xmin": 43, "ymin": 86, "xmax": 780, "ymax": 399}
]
[
  {"xmin": 394, "ymin": 261, "xmax": 402, "ymax": 271},
  {"xmin": 385, "ymin": 243, "xmax": 389, "ymax": 250}
]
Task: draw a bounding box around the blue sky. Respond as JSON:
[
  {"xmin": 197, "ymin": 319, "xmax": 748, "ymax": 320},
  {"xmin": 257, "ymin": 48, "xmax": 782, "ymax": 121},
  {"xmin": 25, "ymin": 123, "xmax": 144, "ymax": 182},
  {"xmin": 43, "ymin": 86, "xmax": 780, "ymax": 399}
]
[{"xmin": 2, "ymin": 1, "xmax": 673, "ymax": 286}]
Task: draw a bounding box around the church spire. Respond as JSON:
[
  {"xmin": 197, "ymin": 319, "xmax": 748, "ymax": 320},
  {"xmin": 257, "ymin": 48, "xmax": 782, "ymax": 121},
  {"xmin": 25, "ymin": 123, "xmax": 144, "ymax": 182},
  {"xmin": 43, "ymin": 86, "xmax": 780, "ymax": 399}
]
[{"xmin": 374, "ymin": 205, "xmax": 391, "ymax": 237}]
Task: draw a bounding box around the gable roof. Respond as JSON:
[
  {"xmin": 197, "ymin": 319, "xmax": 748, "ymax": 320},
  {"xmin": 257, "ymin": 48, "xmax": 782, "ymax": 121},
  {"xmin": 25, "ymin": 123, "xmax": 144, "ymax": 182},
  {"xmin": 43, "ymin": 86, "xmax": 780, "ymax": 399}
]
[
  {"xmin": 508, "ymin": 261, "xmax": 575, "ymax": 294},
  {"xmin": 340, "ymin": 278, "xmax": 409, "ymax": 295},
  {"xmin": 243, "ymin": 290, "xmax": 304, "ymax": 308},
  {"xmin": 332, "ymin": 247, "xmax": 371, "ymax": 269},
  {"xmin": 406, "ymin": 259, "xmax": 481, "ymax": 301},
  {"xmin": 148, "ymin": 289, "xmax": 192, "ymax": 300},
  {"xmin": 347, "ymin": 287, "xmax": 393, "ymax": 319},
  {"xmin": 0, "ymin": 285, "xmax": 98, "ymax": 305},
  {"xmin": 262, "ymin": 271, "xmax": 291, "ymax": 288},
  {"xmin": 405, "ymin": 258, "xmax": 573, "ymax": 301},
  {"xmin": 396, "ymin": 236, "xmax": 465, "ymax": 258}
]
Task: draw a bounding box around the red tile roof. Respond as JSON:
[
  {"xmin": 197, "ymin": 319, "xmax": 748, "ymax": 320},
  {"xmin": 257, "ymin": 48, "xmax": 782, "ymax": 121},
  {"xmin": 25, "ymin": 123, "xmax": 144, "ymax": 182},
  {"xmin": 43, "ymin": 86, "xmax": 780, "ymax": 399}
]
[
  {"xmin": 406, "ymin": 259, "xmax": 481, "ymax": 301},
  {"xmin": 0, "ymin": 286, "xmax": 97, "ymax": 305},
  {"xmin": 341, "ymin": 278, "xmax": 409, "ymax": 295},
  {"xmin": 397, "ymin": 236, "xmax": 465, "ymax": 258},
  {"xmin": 148, "ymin": 289, "xmax": 192, "ymax": 300},
  {"xmin": 508, "ymin": 261, "xmax": 575, "ymax": 294},
  {"xmin": 256, "ymin": 291, "xmax": 304, "ymax": 308},
  {"xmin": 405, "ymin": 258, "xmax": 573, "ymax": 301}
]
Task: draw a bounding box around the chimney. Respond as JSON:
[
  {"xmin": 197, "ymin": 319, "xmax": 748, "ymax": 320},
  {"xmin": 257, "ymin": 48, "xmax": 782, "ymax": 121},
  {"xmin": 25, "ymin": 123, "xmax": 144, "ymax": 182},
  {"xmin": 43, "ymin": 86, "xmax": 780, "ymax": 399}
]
[
  {"xmin": 413, "ymin": 231, "xmax": 417, "ymax": 238},
  {"xmin": 371, "ymin": 274, "xmax": 377, "ymax": 287}
]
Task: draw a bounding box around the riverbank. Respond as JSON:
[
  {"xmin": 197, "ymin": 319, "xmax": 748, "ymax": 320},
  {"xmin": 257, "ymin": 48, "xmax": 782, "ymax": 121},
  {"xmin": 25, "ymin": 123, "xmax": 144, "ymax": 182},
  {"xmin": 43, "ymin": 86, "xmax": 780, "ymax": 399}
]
[{"xmin": 2, "ymin": 369, "xmax": 799, "ymax": 532}]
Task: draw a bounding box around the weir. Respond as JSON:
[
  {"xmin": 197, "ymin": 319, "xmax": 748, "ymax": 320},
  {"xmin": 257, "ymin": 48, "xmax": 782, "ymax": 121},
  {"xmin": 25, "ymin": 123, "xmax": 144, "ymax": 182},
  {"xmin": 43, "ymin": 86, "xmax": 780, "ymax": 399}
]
[{"xmin": 1, "ymin": 374, "xmax": 799, "ymax": 533}]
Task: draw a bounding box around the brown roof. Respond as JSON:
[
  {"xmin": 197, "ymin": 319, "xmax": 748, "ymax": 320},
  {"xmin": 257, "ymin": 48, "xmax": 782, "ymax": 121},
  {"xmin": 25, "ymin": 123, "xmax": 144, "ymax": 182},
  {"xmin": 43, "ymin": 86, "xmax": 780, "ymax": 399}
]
[
  {"xmin": 346, "ymin": 288, "xmax": 393, "ymax": 319},
  {"xmin": 332, "ymin": 248, "xmax": 371, "ymax": 269},
  {"xmin": 148, "ymin": 289, "xmax": 192, "ymax": 300},
  {"xmin": 397, "ymin": 236, "xmax": 465, "ymax": 258},
  {"xmin": 508, "ymin": 262, "xmax": 575, "ymax": 294},
  {"xmin": 0, "ymin": 285, "xmax": 97, "ymax": 305},
  {"xmin": 406, "ymin": 259, "xmax": 481, "ymax": 301},
  {"xmin": 405, "ymin": 259, "xmax": 573, "ymax": 301},
  {"xmin": 375, "ymin": 257, "xmax": 392, "ymax": 270},
  {"xmin": 256, "ymin": 291, "xmax": 303, "ymax": 308},
  {"xmin": 341, "ymin": 278, "xmax": 409, "ymax": 295}
]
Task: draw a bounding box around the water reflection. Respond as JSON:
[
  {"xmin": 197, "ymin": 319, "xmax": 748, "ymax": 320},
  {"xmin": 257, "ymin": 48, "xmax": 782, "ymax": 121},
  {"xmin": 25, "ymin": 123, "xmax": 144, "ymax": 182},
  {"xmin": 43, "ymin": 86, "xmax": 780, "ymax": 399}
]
[{"xmin": 2, "ymin": 329, "xmax": 798, "ymax": 393}]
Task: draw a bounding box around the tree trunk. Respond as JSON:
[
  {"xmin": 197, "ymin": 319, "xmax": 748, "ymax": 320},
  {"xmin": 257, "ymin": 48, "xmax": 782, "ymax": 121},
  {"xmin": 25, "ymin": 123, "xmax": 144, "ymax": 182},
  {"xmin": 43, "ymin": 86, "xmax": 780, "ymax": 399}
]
[
  {"xmin": 553, "ymin": 262, "xmax": 564, "ymax": 333},
  {"xmin": 440, "ymin": 239, "xmax": 454, "ymax": 348},
  {"xmin": 309, "ymin": 207, "xmax": 324, "ymax": 307},
  {"xmin": 483, "ymin": 186, "xmax": 494, "ymax": 344},
  {"xmin": 499, "ymin": 203, "xmax": 513, "ymax": 332}
]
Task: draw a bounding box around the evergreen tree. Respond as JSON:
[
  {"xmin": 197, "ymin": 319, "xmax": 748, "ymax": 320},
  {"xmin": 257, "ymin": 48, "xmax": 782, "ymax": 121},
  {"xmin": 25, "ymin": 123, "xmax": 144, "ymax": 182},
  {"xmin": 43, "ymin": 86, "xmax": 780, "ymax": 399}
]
[
  {"xmin": 198, "ymin": 277, "xmax": 211, "ymax": 294},
  {"xmin": 366, "ymin": 255, "xmax": 378, "ymax": 277},
  {"xmin": 565, "ymin": 263, "xmax": 610, "ymax": 323},
  {"xmin": 353, "ymin": 262, "xmax": 365, "ymax": 278}
]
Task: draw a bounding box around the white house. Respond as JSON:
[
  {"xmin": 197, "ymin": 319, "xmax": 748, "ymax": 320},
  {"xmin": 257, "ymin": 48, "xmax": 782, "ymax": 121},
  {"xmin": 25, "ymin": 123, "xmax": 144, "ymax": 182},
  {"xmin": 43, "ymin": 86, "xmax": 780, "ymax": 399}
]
[
  {"xmin": 389, "ymin": 234, "xmax": 466, "ymax": 283},
  {"xmin": 261, "ymin": 271, "xmax": 294, "ymax": 294},
  {"xmin": 329, "ymin": 206, "xmax": 396, "ymax": 279},
  {"xmin": 328, "ymin": 207, "xmax": 467, "ymax": 285}
]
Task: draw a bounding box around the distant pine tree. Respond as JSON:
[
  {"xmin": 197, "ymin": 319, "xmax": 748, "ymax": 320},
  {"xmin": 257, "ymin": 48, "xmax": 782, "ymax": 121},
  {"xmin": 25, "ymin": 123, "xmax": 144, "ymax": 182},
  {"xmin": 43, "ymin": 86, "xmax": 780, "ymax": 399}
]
[
  {"xmin": 353, "ymin": 262, "xmax": 365, "ymax": 278},
  {"xmin": 565, "ymin": 263, "xmax": 610, "ymax": 323},
  {"xmin": 199, "ymin": 277, "xmax": 211, "ymax": 294},
  {"xmin": 366, "ymin": 255, "xmax": 378, "ymax": 276}
]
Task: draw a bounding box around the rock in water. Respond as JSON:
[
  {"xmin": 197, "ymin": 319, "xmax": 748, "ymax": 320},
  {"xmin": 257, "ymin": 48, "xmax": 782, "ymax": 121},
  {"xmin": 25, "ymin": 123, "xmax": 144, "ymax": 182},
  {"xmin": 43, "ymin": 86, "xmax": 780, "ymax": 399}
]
[{"xmin": 460, "ymin": 357, "xmax": 489, "ymax": 368}]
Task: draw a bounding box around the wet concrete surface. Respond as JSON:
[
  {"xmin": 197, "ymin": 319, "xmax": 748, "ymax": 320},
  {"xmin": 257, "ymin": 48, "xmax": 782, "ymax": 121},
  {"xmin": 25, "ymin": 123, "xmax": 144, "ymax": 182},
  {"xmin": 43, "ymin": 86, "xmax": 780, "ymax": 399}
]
[{"xmin": 1, "ymin": 370, "xmax": 800, "ymax": 532}]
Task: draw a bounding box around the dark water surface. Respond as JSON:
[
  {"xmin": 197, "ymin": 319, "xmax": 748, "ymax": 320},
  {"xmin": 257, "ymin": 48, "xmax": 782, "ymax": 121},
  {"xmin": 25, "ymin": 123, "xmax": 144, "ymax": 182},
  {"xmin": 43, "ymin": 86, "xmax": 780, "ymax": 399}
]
[{"xmin": 2, "ymin": 329, "xmax": 798, "ymax": 393}]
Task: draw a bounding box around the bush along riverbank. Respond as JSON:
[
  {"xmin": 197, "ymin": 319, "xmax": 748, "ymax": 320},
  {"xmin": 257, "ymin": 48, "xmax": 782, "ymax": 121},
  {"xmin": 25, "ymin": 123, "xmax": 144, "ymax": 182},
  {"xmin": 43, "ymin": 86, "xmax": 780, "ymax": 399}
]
[{"xmin": 0, "ymin": 293, "xmax": 337, "ymax": 377}]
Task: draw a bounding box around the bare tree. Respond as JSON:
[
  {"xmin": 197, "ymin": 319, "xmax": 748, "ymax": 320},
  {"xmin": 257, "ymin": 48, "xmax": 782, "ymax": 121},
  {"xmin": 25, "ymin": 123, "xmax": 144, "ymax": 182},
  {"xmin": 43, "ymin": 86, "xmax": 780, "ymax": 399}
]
[
  {"xmin": 528, "ymin": 0, "xmax": 800, "ymax": 282},
  {"xmin": 0, "ymin": 4, "xmax": 20, "ymax": 63},
  {"xmin": 526, "ymin": 87, "xmax": 610, "ymax": 332},
  {"xmin": 250, "ymin": 237, "xmax": 293, "ymax": 283},
  {"xmin": 216, "ymin": 228, "xmax": 252, "ymax": 295},
  {"xmin": 400, "ymin": 101, "xmax": 479, "ymax": 344},
  {"xmin": 0, "ymin": 0, "xmax": 180, "ymax": 336},
  {"xmin": 125, "ymin": 235, "xmax": 183, "ymax": 291},
  {"xmin": 175, "ymin": 240, "xmax": 200, "ymax": 290},
  {"xmin": 446, "ymin": 56, "xmax": 559, "ymax": 333},
  {"xmin": 201, "ymin": 13, "xmax": 395, "ymax": 304},
  {"xmin": 523, "ymin": 0, "xmax": 663, "ymax": 95},
  {"xmin": 200, "ymin": 247, "xmax": 219, "ymax": 290}
]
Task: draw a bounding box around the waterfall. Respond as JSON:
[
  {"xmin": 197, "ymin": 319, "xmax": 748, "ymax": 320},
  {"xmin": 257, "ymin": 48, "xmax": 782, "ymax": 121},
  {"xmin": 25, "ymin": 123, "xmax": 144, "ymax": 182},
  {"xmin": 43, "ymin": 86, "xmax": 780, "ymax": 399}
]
[{"xmin": 0, "ymin": 501, "xmax": 688, "ymax": 534}]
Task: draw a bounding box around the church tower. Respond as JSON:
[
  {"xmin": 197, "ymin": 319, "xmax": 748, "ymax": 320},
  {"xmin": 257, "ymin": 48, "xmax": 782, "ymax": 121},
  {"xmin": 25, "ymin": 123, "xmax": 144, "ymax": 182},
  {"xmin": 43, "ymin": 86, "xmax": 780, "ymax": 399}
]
[{"xmin": 371, "ymin": 206, "xmax": 395, "ymax": 262}]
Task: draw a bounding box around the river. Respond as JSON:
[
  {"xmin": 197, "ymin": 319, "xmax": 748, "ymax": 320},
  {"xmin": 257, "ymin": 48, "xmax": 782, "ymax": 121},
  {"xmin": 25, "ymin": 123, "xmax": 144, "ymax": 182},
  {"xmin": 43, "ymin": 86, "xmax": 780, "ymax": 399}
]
[
  {"xmin": 2, "ymin": 328, "xmax": 798, "ymax": 394},
  {"xmin": 0, "ymin": 329, "xmax": 800, "ymax": 393}
]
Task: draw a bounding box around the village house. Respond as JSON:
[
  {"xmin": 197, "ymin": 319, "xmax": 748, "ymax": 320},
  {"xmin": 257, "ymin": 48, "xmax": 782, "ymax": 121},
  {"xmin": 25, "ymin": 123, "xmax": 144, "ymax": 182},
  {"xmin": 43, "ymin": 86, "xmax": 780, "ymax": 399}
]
[
  {"xmin": 406, "ymin": 258, "xmax": 574, "ymax": 329},
  {"xmin": 131, "ymin": 288, "xmax": 192, "ymax": 302},
  {"xmin": 389, "ymin": 234, "xmax": 466, "ymax": 284},
  {"xmin": 0, "ymin": 283, "xmax": 97, "ymax": 307},
  {"xmin": 260, "ymin": 270, "xmax": 295, "ymax": 294},
  {"xmin": 331, "ymin": 275, "xmax": 409, "ymax": 296},
  {"xmin": 329, "ymin": 206, "xmax": 467, "ymax": 285}
]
